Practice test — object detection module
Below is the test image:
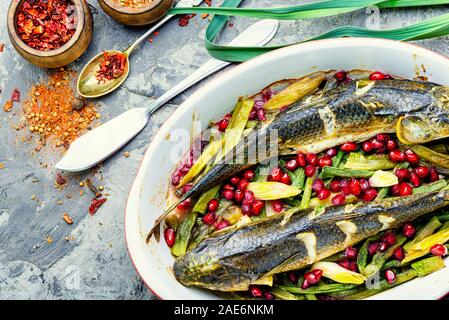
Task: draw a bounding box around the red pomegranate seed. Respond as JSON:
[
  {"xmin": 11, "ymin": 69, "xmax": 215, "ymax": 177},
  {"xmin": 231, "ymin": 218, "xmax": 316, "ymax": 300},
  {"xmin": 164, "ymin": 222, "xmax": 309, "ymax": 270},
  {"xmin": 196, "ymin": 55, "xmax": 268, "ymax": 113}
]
[
  {"xmin": 252, "ymin": 200, "xmax": 265, "ymax": 216},
  {"xmin": 285, "ymin": 159, "xmax": 299, "ymax": 171},
  {"xmin": 305, "ymin": 269, "xmax": 323, "ymax": 285},
  {"xmin": 349, "ymin": 179, "xmax": 362, "ymax": 196},
  {"xmin": 177, "ymin": 199, "xmax": 192, "ymax": 210},
  {"xmin": 362, "ymin": 141, "xmax": 373, "ymax": 153},
  {"xmin": 242, "ymin": 204, "xmax": 252, "ymax": 215},
  {"xmin": 379, "ymin": 242, "xmax": 388, "ymax": 252},
  {"xmin": 222, "ymin": 189, "xmax": 234, "ymax": 200},
  {"xmin": 305, "ymin": 165, "xmax": 316, "ymax": 177},
  {"xmin": 382, "ymin": 231, "xmax": 396, "ymax": 246},
  {"xmin": 238, "ymin": 179, "xmax": 250, "ymax": 190},
  {"xmin": 405, "ymin": 149, "xmax": 419, "ymax": 164},
  {"xmin": 230, "ymin": 176, "xmax": 241, "ymax": 186},
  {"xmin": 377, "ymin": 134, "xmax": 390, "ymax": 142},
  {"xmin": 331, "ymin": 193, "xmax": 346, "ymax": 206},
  {"xmin": 340, "ymin": 179, "xmax": 349, "ymax": 188},
  {"xmin": 288, "ymin": 271, "xmax": 299, "ymax": 284},
  {"xmin": 429, "ymin": 167, "xmax": 439, "ymax": 182},
  {"xmin": 297, "ymin": 153, "xmax": 307, "ymax": 167},
  {"xmin": 338, "ymin": 259, "xmax": 350, "ymax": 270},
  {"xmin": 171, "ymin": 174, "xmax": 181, "ymax": 186},
  {"xmin": 368, "ymin": 242, "xmax": 380, "ymax": 256},
  {"xmin": 430, "ymin": 244, "xmax": 448, "ymax": 256},
  {"xmin": 234, "ymin": 189, "xmax": 244, "ymax": 202},
  {"xmin": 369, "ymin": 71, "xmax": 387, "ymax": 81},
  {"xmin": 271, "ymin": 200, "xmax": 284, "ymax": 212},
  {"xmin": 281, "ymin": 172, "xmax": 292, "ymax": 185},
  {"xmin": 207, "ymin": 199, "xmax": 219, "ymax": 212},
  {"xmin": 389, "ymin": 149, "xmax": 406, "ymax": 163},
  {"xmin": 182, "ymin": 184, "xmax": 193, "ymax": 195},
  {"xmin": 244, "ymin": 190, "xmax": 255, "ymax": 203},
  {"xmin": 385, "ymin": 269, "xmax": 397, "ymax": 284},
  {"xmin": 340, "ymin": 142, "xmax": 357, "ymax": 152},
  {"xmin": 164, "ymin": 228, "xmax": 176, "ymax": 247},
  {"xmin": 249, "ymin": 286, "xmax": 263, "ymax": 297},
  {"xmin": 403, "ymin": 223, "xmax": 416, "ymax": 238},
  {"xmin": 413, "ymin": 166, "xmax": 429, "ymax": 179},
  {"xmin": 215, "ymin": 219, "xmax": 230, "ymax": 231},
  {"xmin": 345, "ymin": 246, "xmax": 358, "ymax": 259},
  {"xmin": 386, "ymin": 139, "xmax": 397, "ymax": 151},
  {"xmin": 335, "ymin": 70, "xmax": 347, "ymax": 81},
  {"xmin": 393, "ymin": 247, "xmax": 405, "ymax": 261},
  {"xmin": 312, "ymin": 178, "xmax": 325, "ymax": 191},
  {"xmin": 395, "ymin": 168, "xmax": 410, "ymax": 181},
  {"xmin": 270, "ymin": 167, "xmax": 283, "ymax": 182},
  {"xmin": 359, "ymin": 178, "xmax": 370, "ymax": 191},
  {"xmin": 317, "ymin": 188, "xmax": 331, "ymax": 200},
  {"xmin": 390, "ymin": 184, "xmax": 401, "ymax": 196},
  {"xmin": 375, "ymin": 146, "xmax": 387, "ymax": 154},
  {"xmin": 318, "ymin": 156, "xmax": 332, "ymax": 167},
  {"xmin": 399, "ymin": 182, "xmax": 413, "ymax": 196},
  {"xmin": 243, "ymin": 169, "xmax": 255, "ymax": 181},
  {"xmin": 217, "ymin": 118, "xmax": 229, "ymax": 132},
  {"xmin": 223, "ymin": 183, "xmax": 235, "ymax": 191},
  {"xmin": 301, "ymin": 279, "xmax": 310, "ymax": 290},
  {"xmin": 306, "ymin": 153, "xmax": 318, "ymax": 165},
  {"xmin": 264, "ymin": 292, "xmax": 275, "ymax": 300},
  {"xmin": 409, "ymin": 172, "xmax": 421, "ymax": 187},
  {"xmin": 203, "ymin": 212, "xmax": 217, "ymax": 225},
  {"xmin": 326, "ymin": 148, "xmax": 338, "ymax": 157},
  {"xmin": 330, "ymin": 180, "xmax": 341, "ymax": 192},
  {"xmin": 257, "ymin": 108, "xmax": 266, "ymax": 121},
  {"xmin": 371, "ymin": 139, "xmax": 384, "ymax": 149},
  {"xmin": 362, "ymin": 188, "xmax": 378, "ymax": 202}
]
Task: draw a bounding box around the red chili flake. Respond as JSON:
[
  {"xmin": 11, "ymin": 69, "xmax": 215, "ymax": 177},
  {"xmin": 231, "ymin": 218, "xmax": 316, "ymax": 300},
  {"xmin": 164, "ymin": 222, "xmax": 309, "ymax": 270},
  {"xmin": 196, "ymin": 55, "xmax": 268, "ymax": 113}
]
[
  {"xmin": 0, "ymin": 43, "xmax": 4, "ymax": 52},
  {"xmin": 89, "ymin": 197, "xmax": 107, "ymax": 215},
  {"xmin": 55, "ymin": 173, "xmax": 67, "ymax": 186},
  {"xmin": 205, "ymin": 0, "xmax": 212, "ymax": 6},
  {"xmin": 11, "ymin": 89, "xmax": 21, "ymax": 102},
  {"xmin": 148, "ymin": 38, "xmax": 153, "ymax": 43},
  {"xmin": 228, "ymin": 22, "xmax": 234, "ymax": 28},
  {"xmin": 95, "ymin": 51, "xmax": 127, "ymax": 83},
  {"xmin": 16, "ymin": 0, "xmax": 77, "ymax": 51},
  {"xmin": 178, "ymin": 14, "xmax": 196, "ymax": 27},
  {"xmin": 153, "ymin": 31, "xmax": 159, "ymax": 36}
]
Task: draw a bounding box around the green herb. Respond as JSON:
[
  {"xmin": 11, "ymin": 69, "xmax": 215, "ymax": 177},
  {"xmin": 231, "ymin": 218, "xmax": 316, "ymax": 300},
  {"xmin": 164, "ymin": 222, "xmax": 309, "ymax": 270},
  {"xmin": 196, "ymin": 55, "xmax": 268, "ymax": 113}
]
[
  {"xmin": 171, "ymin": 212, "xmax": 198, "ymax": 257},
  {"xmin": 411, "ymin": 256, "xmax": 446, "ymax": 276},
  {"xmin": 320, "ymin": 167, "xmax": 374, "ymax": 179},
  {"xmin": 279, "ymin": 283, "xmax": 358, "ymax": 294},
  {"xmin": 300, "ymin": 175, "xmax": 315, "ymax": 209}
]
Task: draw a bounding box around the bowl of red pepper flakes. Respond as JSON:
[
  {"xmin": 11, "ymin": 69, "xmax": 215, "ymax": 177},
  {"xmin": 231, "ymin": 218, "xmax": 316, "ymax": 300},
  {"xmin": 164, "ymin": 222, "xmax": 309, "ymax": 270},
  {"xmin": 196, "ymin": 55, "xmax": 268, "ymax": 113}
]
[
  {"xmin": 98, "ymin": 0, "xmax": 174, "ymax": 26},
  {"xmin": 7, "ymin": 0, "xmax": 93, "ymax": 68}
]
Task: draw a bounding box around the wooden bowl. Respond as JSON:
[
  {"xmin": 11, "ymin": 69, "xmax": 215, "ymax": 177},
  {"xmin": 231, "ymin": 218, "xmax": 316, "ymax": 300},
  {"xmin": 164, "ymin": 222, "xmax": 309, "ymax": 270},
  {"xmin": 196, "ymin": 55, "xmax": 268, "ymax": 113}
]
[
  {"xmin": 7, "ymin": 0, "xmax": 93, "ymax": 69},
  {"xmin": 98, "ymin": 0, "xmax": 174, "ymax": 26}
]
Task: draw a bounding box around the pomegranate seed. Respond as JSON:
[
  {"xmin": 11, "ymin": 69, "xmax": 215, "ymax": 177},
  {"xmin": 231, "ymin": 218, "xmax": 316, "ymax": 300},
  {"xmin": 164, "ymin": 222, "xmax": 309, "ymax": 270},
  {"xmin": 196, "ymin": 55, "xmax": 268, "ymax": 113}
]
[
  {"xmin": 390, "ymin": 184, "xmax": 401, "ymax": 196},
  {"xmin": 340, "ymin": 179, "xmax": 349, "ymax": 188},
  {"xmin": 238, "ymin": 179, "xmax": 250, "ymax": 190},
  {"xmin": 393, "ymin": 247, "xmax": 405, "ymax": 261},
  {"xmin": 379, "ymin": 242, "xmax": 388, "ymax": 252},
  {"xmin": 215, "ymin": 219, "xmax": 230, "ymax": 231},
  {"xmin": 409, "ymin": 172, "xmax": 421, "ymax": 187},
  {"xmin": 271, "ymin": 200, "xmax": 284, "ymax": 212},
  {"xmin": 362, "ymin": 141, "xmax": 373, "ymax": 153},
  {"xmin": 349, "ymin": 179, "xmax": 362, "ymax": 196},
  {"xmin": 301, "ymin": 279, "xmax": 310, "ymax": 290},
  {"xmin": 222, "ymin": 189, "xmax": 234, "ymax": 200},
  {"xmin": 171, "ymin": 174, "xmax": 181, "ymax": 186},
  {"xmin": 207, "ymin": 199, "xmax": 219, "ymax": 212},
  {"xmin": 362, "ymin": 188, "xmax": 378, "ymax": 202},
  {"xmin": 413, "ymin": 166, "xmax": 429, "ymax": 179},
  {"xmin": 182, "ymin": 183, "xmax": 193, "ymax": 195},
  {"xmin": 399, "ymin": 182, "xmax": 413, "ymax": 196},
  {"xmin": 217, "ymin": 118, "xmax": 229, "ymax": 132},
  {"xmin": 249, "ymin": 286, "xmax": 263, "ymax": 297},
  {"xmin": 359, "ymin": 178, "xmax": 370, "ymax": 191},
  {"xmin": 403, "ymin": 223, "xmax": 416, "ymax": 238},
  {"xmin": 297, "ymin": 153, "xmax": 307, "ymax": 167},
  {"xmin": 331, "ymin": 193, "xmax": 346, "ymax": 206},
  {"xmin": 264, "ymin": 292, "xmax": 275, "ymax": 300},
  {"xmin": 371, "ymin": 139, "xmax": 384, "ymax": 149},
  {"xmin": 317, "ymin": 188, "xmax": 331, "ymax": 200},
  {"xmin": 382, "ymin": 231, "xmax": 396, "ymax": 246},
  {"xmin": 386, "ymin": 139, "xmax": 397, "ymax": 151},
  {"xmin": 330, "ymin": 180, "xmax": 341, "ymax": 192},
  {"xmin": 230, "ymin": 176, "xmax": 241, "ymax": 186},
  {"xmin": 369, "ymin": 71, "xmax": 387, "ymax": 81},
  {"xmin": 304, "ymin": 269, "xmax": 323, "ymax": 285},
  {"xmin": 203, "ymin": 212, "xmax": 217, "ymax": 225},
  {"xmin": 306, "ymin": 153, "xmax": 318, "ymax": 165},
  {"xmin": 338, "ymin": 259, "xmax": 350, "ymax": 270},
  {"xmin": 164, "ymin": 228, "xmax": 176, "ymax": 247},
  {"xmin": 341, "ymin": 186, "xmax": 350, "ymax": 195},
  {"xmin": 345, "ymin": 246, "xmax": 358, "ymax": 259},
  {"xmin": 252, "ymin": 200, "xmax": 265, "ymax": 216},
  {"xmin": 270, "ymin": 167, "xmax": 283, "ymax": 182},
  {"xmin": 281, "ymin": 172, "xmax": 292, "ymax": 185},
  {"xmin": 340, "ymin": 142, "xmax": 357, "ymax": 152},
  {"xmin": 234, "ymin": 189, "xmax": 244, "ymax": 202},
  {"xmin": 318, "ymin": 156, "xmax": 332, "ymax": 167},
  {"xmin": 326, "ymin": 148, "xmax": 338, "ymax": 157},
  {"xmin": 243, "ymin": 170, "xmax": 255, "ymax": 181},
  {"xmin": 385, "ymin": 269, "xmax": 396, "ymax": 284},
  {"xmin": 305, "ymin": 165, "xmax": 316, "ymax": 177},
  {"xmin": 223, "ymin": 183, "xmax": 235, "ymax": 191},
  {"xmin": 242, "ymin": 204, "xmax": 252, "ymax": 215},
  {"xmin": 375, "ymin": 146, "xmax": 387, "ymax": 154},
  {"xmin": 368, "ymin": 243, "xmax": 380, "ymax": 256},
  {"xmin": 349, "ymin": 260, "xmax": 357, "ymax": 272},
  {"xmin": 395, "ymin": 168, "xmax": 410, "ymax": 181},
  {"xmin": 405, "ymin": 149, "xmax": 420, "ymax": 164},
  {"xmin": 312, "ymin": 178, "xmax": 325, "ymax": 192},
  {"xmin": 377, "ymin": 134, "xmax": 390, "ymax": 142},
  {"xmin": 177, "ymin": 199, "xmax": 191, "ymax": 210},
  {"xmin": 288, "ymin": 271, "xmax": 298, "ymax": 284},
  {"xmin": 335, "ymin": 70, "xmax": 347, "ymax": 81},
  {"xmin": 257, "ymin": 108, "xmax": 266, "ymax": 121},
  {"xmin": 248, "ymin": 108, "xmax": 257, "ymax": 120},
  {"xmin": 430, "ymin": 244, "xmax": 448, "ymax": 256},
  {"xmin": 429, "ymin": 167, "xmax": 439, "ymax": 182},
  {"xmin": 244, "ymin": 190, "xmax": 255, "ymax": 203},
  {"xmin": 389, "ymin": 149, "xmax": 406, "ymax": 163},
  {"xmin": 285, "ymin": 159, "xmax": 299, "ymax": 171}
]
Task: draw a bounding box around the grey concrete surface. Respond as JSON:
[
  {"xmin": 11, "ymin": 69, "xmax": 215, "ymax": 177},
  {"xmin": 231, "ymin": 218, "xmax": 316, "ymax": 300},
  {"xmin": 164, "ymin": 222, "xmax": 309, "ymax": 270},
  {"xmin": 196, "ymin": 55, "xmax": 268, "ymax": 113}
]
[{"xmin": 1, "ymin": 0, "xmax": 449, "ymax": 299}]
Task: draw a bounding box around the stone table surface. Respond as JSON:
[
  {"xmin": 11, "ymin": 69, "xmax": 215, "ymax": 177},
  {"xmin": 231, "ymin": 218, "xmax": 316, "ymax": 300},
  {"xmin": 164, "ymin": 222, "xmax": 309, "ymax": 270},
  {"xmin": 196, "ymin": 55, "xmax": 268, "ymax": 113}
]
[{"xmin": 1, "ymin": 0, "xmax": 449, "ymax": 300}]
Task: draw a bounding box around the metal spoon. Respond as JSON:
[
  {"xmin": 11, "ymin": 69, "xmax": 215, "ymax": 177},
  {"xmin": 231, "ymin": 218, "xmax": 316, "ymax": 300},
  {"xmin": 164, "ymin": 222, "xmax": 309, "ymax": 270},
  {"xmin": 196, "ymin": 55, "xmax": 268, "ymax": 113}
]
[
  {"xmin": 56, "ymin": 19, "xmax": 279, "ymax": 172},
  {"xmin": 77, "ymin": 0, "xmax": 203, "ymax": 99}
]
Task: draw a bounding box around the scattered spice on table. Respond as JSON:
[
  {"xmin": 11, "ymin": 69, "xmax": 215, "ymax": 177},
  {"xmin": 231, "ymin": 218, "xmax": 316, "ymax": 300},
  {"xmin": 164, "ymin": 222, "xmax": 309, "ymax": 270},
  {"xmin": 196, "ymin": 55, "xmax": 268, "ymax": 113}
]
[
  {"xmin": 85, "ymin": 178, "xmax": 102, "ymax": 198},
  {"xmin": 205, "ymin": 0, "xmax": 213, "ymax": 6},
  {"xmin": 3, "ymin": 101, "xmax": 13, "ymax": 112},
  {"xmin": 54, "ymin": 173, "xmax": 67, "ymax": 189},
  {"xmin": 89, "ymin": 197, "xmax": 107, "ymax": 215},
  {"xmin": 95, "ymin": 51, "xmax": 127, "ymax": 83},
  {"xmin": 46, "ymin": 236, "xmax": 53, "ymax": 244},
  {"xmin": 0, "ymin": 163, "xmax": 4, "ymax": 170},
  {"xmin": 63, "ymin": 212, "xmax": 73, "ymax": 224},
  {"xmin": 201, "ymin": 13, "xmax": 209, "ymax": 19},
  {"xmin": 124, "ymin": 151, "xmax": 129, "ymax": 157},
  {"xmin": 3, "ymin": 88, "xmax": 21, "ymax": 113},
  {"xmin": 178, "ymin": 14, "xmax": 196, "ymax": 27},
  {"xmin": 16, "ymin": 0, "xmax": 77, "ymax": 51},
  {"xmin": 112, "ymin": 0, "xmax": 152, "ymax": 8},
  {"xmin": 0, "ymin": 43, "xmax": 4, "ymax": 52},
  {"xmin": 31, "ymin": 194, "xmax": 37, "ymax": 200},
  {"xmin": 22, "ymin": 68, "xmax": 100, "ymax": 150}
]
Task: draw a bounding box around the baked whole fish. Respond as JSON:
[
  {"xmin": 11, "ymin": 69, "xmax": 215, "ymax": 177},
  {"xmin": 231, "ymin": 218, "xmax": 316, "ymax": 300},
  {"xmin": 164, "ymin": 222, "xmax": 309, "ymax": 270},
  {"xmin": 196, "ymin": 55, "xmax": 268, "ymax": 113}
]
[
  {"xmin": 174, "ymin": 189, "xmax": 449, "ymax": 291},
  {"xmin": 147, "ymin": 79, "xmax": 449, "ymax": 240}
]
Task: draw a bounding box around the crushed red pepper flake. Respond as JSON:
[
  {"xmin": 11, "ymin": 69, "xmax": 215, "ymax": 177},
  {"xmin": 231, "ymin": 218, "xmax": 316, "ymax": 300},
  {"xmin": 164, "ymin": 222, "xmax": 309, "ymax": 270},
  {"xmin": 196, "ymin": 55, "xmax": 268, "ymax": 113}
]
[
  {"xmin": 112, "ymin": 0, "xmax": 152, "ymax": 8},
  {"xmin": 89, "ymin": 197, "xmax": 107, "ymax": 215},
  {"xmin": 11, "ymin": 89, "xmax": 21, "ymax": 102},
  {"xmin": 63, "ymin": 212, "xmax": 73, "ymax": 224},
  {"xmin": 0, "ymin": 43, "xmax": 4, "ymax": 52},
  {"xmin": 205, "ymin": 0, "xmax": 212, "ymax": 6},
  {"xmin": 178, "ymin": 14, "xmax": 196, "ymax": 27},
  {"xmin": 95, "ymin": 51, "xmax": 127, "ymax": 83},
  {"xmin": 3, "ymin": 101, "xmax": 13, "ymax": 112}
]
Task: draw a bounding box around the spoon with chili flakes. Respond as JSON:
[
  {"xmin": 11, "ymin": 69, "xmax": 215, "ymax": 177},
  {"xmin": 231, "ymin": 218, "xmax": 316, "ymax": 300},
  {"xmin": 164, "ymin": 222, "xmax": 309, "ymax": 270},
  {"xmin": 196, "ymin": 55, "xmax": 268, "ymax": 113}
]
[{"xmin": 77, "ymin": 0, "xmax": 203, "ymax": 99}]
